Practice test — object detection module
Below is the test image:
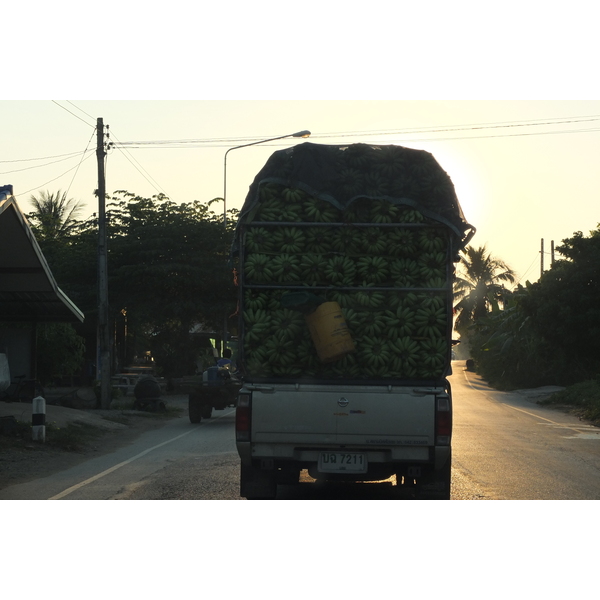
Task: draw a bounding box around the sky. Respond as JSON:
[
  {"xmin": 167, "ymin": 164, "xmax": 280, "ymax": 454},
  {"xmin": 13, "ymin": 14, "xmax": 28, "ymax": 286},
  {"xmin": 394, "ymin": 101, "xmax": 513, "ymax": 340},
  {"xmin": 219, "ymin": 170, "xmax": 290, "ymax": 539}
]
[{"xmin": 2, "ymin": 99, "xmax": 600, "ymax": 286}]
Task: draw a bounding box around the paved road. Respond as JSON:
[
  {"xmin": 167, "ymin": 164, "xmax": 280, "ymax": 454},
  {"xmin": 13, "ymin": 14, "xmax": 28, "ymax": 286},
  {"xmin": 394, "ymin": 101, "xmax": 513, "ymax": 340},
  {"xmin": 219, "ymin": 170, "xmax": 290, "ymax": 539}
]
[
  {"xmin": 0, "ymin": 404, "xmax": 239, "ymax": 500},
  {"xmin": 450, "ymin": 365, "xmax": 600, "ymax": 499},
  {"xmin": 2, "ymin": 363, "xmax": 599, "ymax": 499}
]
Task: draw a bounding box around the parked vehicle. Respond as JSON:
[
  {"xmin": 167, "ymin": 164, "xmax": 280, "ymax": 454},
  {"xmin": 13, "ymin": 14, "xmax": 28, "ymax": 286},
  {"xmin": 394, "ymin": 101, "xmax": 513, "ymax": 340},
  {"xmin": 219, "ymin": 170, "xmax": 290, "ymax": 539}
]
[{"xmin": 231, "ymin": 142, "xmax": 475, "ymax": 499}]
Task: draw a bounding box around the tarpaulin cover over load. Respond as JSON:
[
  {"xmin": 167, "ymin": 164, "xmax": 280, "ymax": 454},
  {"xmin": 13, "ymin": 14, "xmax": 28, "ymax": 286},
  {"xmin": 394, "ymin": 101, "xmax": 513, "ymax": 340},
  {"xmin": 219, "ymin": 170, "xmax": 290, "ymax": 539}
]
[{"xmin": 234, "ymin": 142, "xmax": 475, "ymax": 248}]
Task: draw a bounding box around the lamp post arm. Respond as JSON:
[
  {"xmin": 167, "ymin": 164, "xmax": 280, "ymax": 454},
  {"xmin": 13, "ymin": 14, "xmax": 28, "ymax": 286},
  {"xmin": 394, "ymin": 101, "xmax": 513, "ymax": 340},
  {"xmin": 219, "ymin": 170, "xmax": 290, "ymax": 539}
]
[{"xmin": 223, "ymin": 130, "xmax": 311, "ymax": 228}]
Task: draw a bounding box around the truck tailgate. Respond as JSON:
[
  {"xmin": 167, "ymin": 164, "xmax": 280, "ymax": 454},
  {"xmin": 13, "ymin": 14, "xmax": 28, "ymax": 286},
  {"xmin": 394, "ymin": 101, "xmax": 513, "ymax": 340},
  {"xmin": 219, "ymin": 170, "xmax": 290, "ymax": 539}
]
[{"xmin": 250, "ymin": 384, "xmax": 437, "ymax": 447}]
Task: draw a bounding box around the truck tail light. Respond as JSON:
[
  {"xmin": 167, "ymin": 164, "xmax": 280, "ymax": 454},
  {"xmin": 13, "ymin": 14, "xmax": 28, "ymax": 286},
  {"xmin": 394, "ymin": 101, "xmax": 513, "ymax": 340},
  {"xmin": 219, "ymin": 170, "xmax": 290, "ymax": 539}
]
[
  {"xmin": 435, "ymin": 394, "xmax": 452, "ymax": 446},
  {"xmin": 236, "ymin": 393, "xmax": 251, "ymax": 442}
]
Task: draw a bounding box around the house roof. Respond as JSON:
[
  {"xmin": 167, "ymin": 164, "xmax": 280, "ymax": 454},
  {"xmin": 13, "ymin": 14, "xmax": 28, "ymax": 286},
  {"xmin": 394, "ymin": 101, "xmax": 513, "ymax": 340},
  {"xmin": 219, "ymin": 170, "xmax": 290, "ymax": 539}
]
[{"xmin": 0, "ymin": 185, "xmax": 85, "ymax": 323}]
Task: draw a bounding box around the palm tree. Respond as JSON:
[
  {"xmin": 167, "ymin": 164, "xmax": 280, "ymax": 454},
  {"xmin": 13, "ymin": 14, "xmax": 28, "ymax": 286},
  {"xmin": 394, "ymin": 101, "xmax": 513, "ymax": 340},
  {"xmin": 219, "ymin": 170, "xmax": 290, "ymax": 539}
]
[
  {"xmin": 27, "ymin": 189, "xmax": 85, "ymax": 240},
  {"xmin": 454, "ymin": 244, "xmax": 516, "ymax": 335}
]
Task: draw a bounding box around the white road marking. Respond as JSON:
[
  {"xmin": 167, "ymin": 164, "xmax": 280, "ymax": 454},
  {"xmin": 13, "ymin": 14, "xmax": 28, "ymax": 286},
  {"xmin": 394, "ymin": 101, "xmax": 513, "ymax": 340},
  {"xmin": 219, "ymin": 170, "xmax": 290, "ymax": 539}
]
[
  {"xmin": 461, "ymin": 369, "xmax": 590, "ymax": 436},
  {"xmin": 49, "ymin": 409, "xmax": 236, "ymax": 500}
]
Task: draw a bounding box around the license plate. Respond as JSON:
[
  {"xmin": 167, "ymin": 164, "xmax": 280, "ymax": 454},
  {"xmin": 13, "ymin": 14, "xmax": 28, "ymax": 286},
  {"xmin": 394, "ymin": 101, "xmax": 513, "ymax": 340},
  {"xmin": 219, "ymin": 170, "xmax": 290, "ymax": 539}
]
[{"xmin": 318, "ymin": 452, "xmax": 368, "ymax": 473}]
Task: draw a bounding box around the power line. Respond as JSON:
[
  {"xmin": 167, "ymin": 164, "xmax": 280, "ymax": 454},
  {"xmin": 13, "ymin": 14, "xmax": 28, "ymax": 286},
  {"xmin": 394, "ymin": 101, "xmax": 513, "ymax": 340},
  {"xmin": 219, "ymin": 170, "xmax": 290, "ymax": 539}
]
[
  {"xmin": 14, "ymin": 151, "xmax": 96, "ymax": 200},
  {"xmin": 0, "ymin": 148, "xmax": 95, "ymax": 175},
  {"xmin": 51, "ymin": 100, "xmax": 96, "ymax": 128},
  {"xmin": 65, "ymin": 100, "xmax": 96, "ymax": 122},
  {"xmin": 0, "ymin": 150, "xmax": 90, "ymax": 164},
  {"xmin": 114, "ymin": 114, "xmax": 600, "ymax": 148},
  {"xmin": 65, "ymin": 128, "xmax": 97, "ymax": 200},
  {"xmin": 108, "ymin": 127, "xmax": 173, "ymax": 199}
]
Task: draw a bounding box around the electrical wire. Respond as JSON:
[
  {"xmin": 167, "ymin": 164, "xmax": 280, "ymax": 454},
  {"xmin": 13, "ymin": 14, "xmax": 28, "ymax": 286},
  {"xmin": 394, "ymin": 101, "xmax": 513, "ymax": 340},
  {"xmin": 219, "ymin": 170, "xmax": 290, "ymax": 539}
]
[
  {"xmin": 65, "ymin": 100, "xmax": 96, "ymax": 122},
  {"xmin": 0, "ymin": 150, "xmax": 88, "ymax": 164},
  {"xmin": 107, "ymin": 127, "xmax": 173, "ymax": 199},
  {"xmin": 14, "ymin": 151, "xmax": 96, "ymax": 200},
  {"xmin": 114, "ymin": 114, "xmax": 600, "ymax": 148},
  {"xmin": 64, "ymin": 128, "xmax": 97, "ymax": 200},
  {"xmin": 51, "ymin": 100, "xmax": 96, "ymax": 128},
  {"xmin": 0, "ymin": 149, "xmax": 95, "ymax": 175}
]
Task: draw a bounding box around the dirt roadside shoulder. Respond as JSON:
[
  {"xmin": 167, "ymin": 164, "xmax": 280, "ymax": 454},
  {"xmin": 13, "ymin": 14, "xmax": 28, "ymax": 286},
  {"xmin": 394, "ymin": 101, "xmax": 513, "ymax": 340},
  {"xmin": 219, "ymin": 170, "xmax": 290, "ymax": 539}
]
[{"xmin": 0, "ymin": 394, "xmax": 188, "ymax": 491}]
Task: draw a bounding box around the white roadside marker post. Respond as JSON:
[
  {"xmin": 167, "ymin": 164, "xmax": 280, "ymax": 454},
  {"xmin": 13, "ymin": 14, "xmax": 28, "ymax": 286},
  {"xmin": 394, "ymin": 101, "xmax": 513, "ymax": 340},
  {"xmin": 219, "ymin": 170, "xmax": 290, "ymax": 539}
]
[{"xmin": 32, "ymin": 396, "xmax": 46, "ymax": 442}]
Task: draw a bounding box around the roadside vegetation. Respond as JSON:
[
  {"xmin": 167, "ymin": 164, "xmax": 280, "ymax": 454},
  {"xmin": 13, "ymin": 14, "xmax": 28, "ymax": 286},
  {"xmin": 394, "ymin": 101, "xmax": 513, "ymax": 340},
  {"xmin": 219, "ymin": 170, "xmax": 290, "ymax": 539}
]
[
  {"xmin": 25, "ymin": 190, "xmax": 237, "ymax": 386},
  {"xmin": 538, "ymin": 380, "xmax": 600, "ymax": 426},
  {"xmin": 455, "ymin": 227, "xmax": 600, "ymax": 421}
]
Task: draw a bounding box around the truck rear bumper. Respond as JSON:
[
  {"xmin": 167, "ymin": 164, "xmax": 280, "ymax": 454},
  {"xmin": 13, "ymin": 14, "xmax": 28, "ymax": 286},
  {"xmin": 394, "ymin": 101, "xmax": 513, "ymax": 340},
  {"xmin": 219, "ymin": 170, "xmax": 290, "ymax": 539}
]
[{"xmin": 237, "ymin": 442, "xmax": 450, "ymax": 470}]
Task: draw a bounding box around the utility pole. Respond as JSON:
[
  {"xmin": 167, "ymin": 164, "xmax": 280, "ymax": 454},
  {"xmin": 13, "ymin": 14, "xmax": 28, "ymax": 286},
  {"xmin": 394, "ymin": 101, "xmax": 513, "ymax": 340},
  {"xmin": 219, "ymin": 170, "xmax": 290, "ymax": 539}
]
[
  {"xmin": 540, "ymin": 238, "xmax": 544, "ymax": 278},
  {"xmin": 96, "ymin": 118, "xmax": 111, "ymax": 409}
]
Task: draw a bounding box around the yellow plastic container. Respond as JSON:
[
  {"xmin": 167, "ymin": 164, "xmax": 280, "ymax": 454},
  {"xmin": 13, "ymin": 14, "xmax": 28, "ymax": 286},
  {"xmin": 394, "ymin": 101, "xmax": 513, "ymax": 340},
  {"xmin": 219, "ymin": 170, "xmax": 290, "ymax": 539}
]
[{"xmin": 305, "ymin": 302, "xmax": 355, "ymax": 363}]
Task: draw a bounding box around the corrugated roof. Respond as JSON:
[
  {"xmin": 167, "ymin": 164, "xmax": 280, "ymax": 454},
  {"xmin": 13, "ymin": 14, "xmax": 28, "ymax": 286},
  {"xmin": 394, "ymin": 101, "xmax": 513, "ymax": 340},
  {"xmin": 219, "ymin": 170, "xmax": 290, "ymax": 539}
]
[{"xmin": 0, "ymin": 187, "xmax": 85, "ymax": 323}]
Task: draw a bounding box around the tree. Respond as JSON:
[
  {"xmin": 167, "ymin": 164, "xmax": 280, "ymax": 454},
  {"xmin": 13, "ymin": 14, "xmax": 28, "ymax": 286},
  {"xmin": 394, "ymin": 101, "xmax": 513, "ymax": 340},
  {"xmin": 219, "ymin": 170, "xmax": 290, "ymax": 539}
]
[
  {"xmin": 519, "ymin": 226, "xmax": 600, "ymax": 383},
  {"xmin": 31, "ymin": 190, "xmax": 239, "ymax": 379},
  {"xmin": 103, "ymin": 192, "xmax": 238, "ymax": 376},
  {"xmin": 454, "ymin": 244, "xmax": 516, "ymax": 336},
  {"xmin": 27, "ymin": 189, "xmax": 85, "ymax": 241}
]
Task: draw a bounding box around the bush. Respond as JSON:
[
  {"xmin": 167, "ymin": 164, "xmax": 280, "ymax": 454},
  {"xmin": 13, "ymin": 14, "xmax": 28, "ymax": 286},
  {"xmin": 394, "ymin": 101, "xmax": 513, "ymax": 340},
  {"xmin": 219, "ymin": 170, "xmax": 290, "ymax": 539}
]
[{"xmin": 539, "ymin": 380, "xmax": 600, "ymax": 424}]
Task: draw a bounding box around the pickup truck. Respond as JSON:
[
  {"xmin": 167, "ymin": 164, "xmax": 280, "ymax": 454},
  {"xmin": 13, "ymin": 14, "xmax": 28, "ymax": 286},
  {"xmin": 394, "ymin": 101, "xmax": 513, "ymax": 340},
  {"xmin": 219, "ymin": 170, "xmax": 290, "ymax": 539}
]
[{"xmin": 231, "ymin": 142, "xmax": 474, "ymax": 499}]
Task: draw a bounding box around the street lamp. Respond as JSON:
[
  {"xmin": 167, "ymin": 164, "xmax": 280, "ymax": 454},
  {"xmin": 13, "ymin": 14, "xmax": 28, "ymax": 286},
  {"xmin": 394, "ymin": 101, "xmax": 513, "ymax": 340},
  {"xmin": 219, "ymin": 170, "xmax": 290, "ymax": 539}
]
[
  {"xmin": 220, "ymin": 129, "xmax": 310, "ymax": 355},
  {"xmin": 223, "ymin": 130, "xmax": 311, "ymax": 227}
]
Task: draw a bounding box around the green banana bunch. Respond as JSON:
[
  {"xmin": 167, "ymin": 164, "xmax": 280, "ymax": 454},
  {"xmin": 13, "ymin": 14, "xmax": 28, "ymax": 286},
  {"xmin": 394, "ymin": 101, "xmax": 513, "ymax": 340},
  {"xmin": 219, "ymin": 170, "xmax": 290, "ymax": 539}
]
[
  {"xmin": 341, "ymin": 307, "xmax": 359, "ymax": 330},
  {"xmin": 414, "ymin": 305, "xmax": 447, "ymax": 339},
  {"xmin": 245, "ymin": 227, "xmax": 275, "ymax": 253},
  {"xmin": 384, "ymin": 305, "xmax": 417, "ymax": 338},
  {"xmin": 336, "ymin": 167, "xmax": 364, "ymax": 196},
  {"xmin": 363, "ymin": 174, "xmax": 389, "ymax": 199},
  {"xmin": 369, "ymin": 199, "xmax": 399, "ymax": 223},
  {"xmin": 358, "ymin": 338, "xmax": 392, "ymax": 369},
  {"xmin": 396, "ymin": 207, "xmax": 425, "ymax": 223},
  {"xmin": 324, "ymin": 255, "xmax": 357, "ymax": 286},
  {"xmin": 282, "ymin": 187, "xmax": 306, "ymax": 203},
  {"xmin": 356, "ymin": 256, "xmax": 389, "ymax": 284},
  {"xmin": 304, "ymin": 197, "xmax": 340, "ymax": 222},
  {"xmin": 424, "ymin": 276, "xmax": 447, "ymax": 289},
  {"xmin": 295, "ymin": 338, "xmax": 320, "ymax": 371},
  {"xmin": 359, "ymin": 227, "xmax": 388, "ymax": 255},
  {"xmin": 330, "ymin": 226, "xmax": 358, "ymax": 252},
  {"xmin": 272, "ymin": 227, "xmax": 306, "ymax": 254},
  {"xmin": 244, "ymin": 290, "xmax": 269, "ymax": 311},
  {"xmin": 256, "ymin": 196, "xmax": 285, "ymax": 221},
  {"xmin": 330, "ymin": 353, "xmax": 361, "ymax": 378},
  {"xmin": 372, "ymin": 146, "xmax": 406, "ymax": 178},
  {"xmin": 419, "ymin": 251, "xmax": 446, "ymax": 283},
  {"xmin": 327, "ymin": 290, "xmax": 352, "ymax": 308},
  {"xmin": 343, "ymin": 144, "xmax": 373, "ymax": 169},
  {"xmin": 300, "ymin": 254, "xmax": 326, "ymax": 285},
  {"xmin": 259, "ymin": 182, "xmax": 281, "ymax": 203},
  {"xmin": 264, "ymin": 336, "xmax": 297, "ymax": 367},
  {"xmin": 356, "ymin": 310, "xmax": 387, "ymax": 337},
  {"xmin": 279, "ymin": 204, "xmax": 303, "ymax": 223},
  {"xmin": 270, "ymin": 254, "xmax": 301, "ymax": 282},
  {"xmin": 245, "ymin": 346, "xmax": 271, "ymax": 377},
  {"xmin": 244, "ymin": 253, "xmax": 273, "ymax": 283},
  {"xmin": 388, "ymin": 228, "xmax": 417, "ymax": 257},
  {"xmin": 351, "ymin": 285, "xmax": 385, "ymax": 310},
  {"xmin": 305, "ymin": 227, "xmax": 334, "ymax": 253},
  {"xmin": 418, "ymin": 293, "xmax": 446, "ymax": 311},
  {"xmin": 390, "ymin": 258, "xmax": 421, "ymax": 287},
  {"xmin": 419, "ymin": 337, "xmax": 447, "ymax": 370},
  {"xmin": 243, "ymin": 308, "xmax": 272, "ymax": 345},
  {"xmin": 417, "ymin": 228, "xmax": 446, "ymax": 253},
  {"xmin": 388, "ymin": 336, "xmax": 420, "ymax": 371},
  {"xmin": 270, "ymin": 309, "xmax": 305, "ymax": 342}
]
